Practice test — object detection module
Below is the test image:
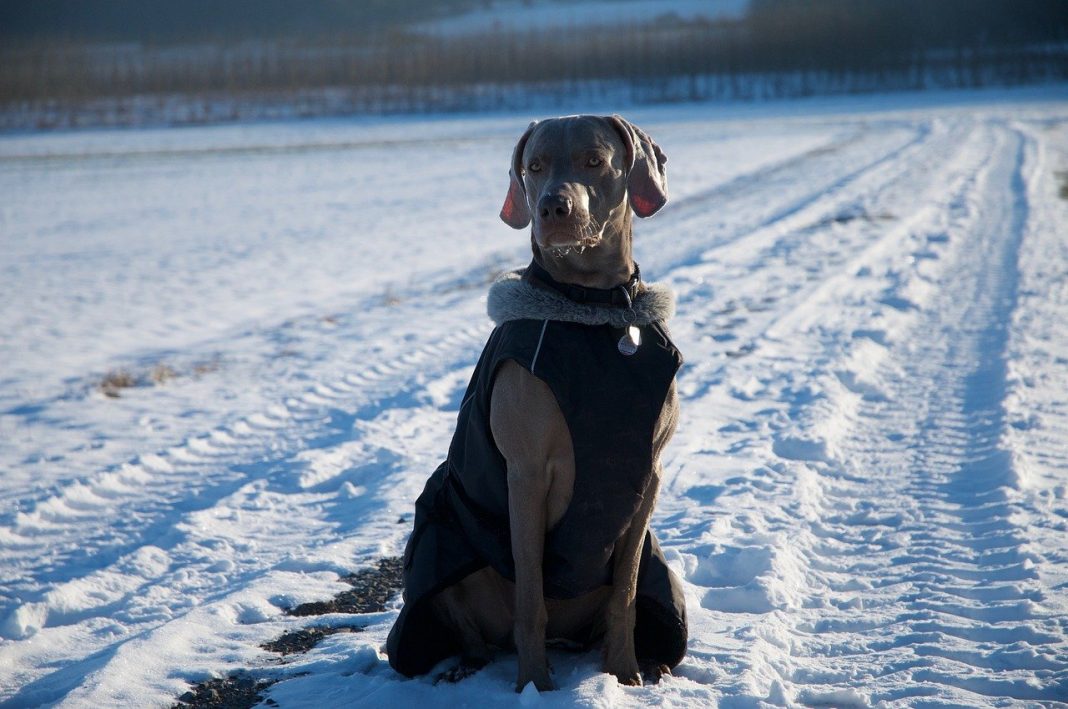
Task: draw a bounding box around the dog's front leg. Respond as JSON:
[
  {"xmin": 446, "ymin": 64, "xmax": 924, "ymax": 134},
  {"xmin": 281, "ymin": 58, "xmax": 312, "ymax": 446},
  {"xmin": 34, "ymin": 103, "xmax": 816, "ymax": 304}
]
[
  {"xmin": 602, "ymin": 470, "xmax": 661, "ymax": 686},
  {"xmin": 507, "ymin": 459, "xmax": 553, "ymax": 692},
  {"xmin": 492, "ymin": 361, "xmax": 570, "ymax": 692}
]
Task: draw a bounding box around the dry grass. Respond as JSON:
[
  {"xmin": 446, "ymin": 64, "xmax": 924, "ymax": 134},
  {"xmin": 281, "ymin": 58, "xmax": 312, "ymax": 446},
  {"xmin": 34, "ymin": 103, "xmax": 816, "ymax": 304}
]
[
  {"xmin": 98, "ymin": 369, "xmax": 138, "ymax": 398},
  {"xmin": 150, "ymin": 363, "xmax": 177, "ymax": 384},
  {"xmin": 192, "ymin": 359, "xmax": 220, "ymax": 376},
  {"xmin": 97, "ymin": 358, "xmax": 219, "ymax": 398},
  {"xmin": 1056, "ymin": 170, "xmax": 1068, "ymax": 201}
]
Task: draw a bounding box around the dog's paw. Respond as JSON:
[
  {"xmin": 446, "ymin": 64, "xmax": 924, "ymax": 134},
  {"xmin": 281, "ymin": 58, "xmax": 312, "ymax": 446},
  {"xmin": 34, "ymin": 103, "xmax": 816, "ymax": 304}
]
[
  {"xmin": 514, "ymin": 665, "xmax": 554, "ymax": 692},
  {"xmin": 640, "ymin": 661, "xmax": 671, "ymax": 685},
  {"xmin": 603, "ymin": 639, "xmax": 642, "ymax": 686},
  {"xmin": 434, "ymin": 656, "xmax": 488, "ymax": 685},
  {"xmin": 603, "ymin": 657, "xmax": 642, "ymax": 686},
  {"xmin": 610, "ymin": 668, "xmax": 642, "ymax": 686}
]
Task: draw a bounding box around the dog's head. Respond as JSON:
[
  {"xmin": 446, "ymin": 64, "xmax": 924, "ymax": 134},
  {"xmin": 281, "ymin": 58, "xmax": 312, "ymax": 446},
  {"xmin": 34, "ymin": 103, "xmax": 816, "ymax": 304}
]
[{"xmin": 500, "ymin": 115, "xmax": 668, "ymax": 256}]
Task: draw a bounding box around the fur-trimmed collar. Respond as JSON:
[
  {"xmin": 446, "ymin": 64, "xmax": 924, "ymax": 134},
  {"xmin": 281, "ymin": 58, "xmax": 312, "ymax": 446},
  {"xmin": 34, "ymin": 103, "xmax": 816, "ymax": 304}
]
[{"xmin": 487, "ymin": 268, "xmax": 675, "ymax": 327}]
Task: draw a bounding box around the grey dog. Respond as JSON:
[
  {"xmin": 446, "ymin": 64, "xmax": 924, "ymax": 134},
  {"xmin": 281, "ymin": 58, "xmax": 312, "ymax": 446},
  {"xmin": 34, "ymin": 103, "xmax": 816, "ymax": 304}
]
[{"xmin": 387, "ymin": 115, "xmax": 686, "ymax": 691}]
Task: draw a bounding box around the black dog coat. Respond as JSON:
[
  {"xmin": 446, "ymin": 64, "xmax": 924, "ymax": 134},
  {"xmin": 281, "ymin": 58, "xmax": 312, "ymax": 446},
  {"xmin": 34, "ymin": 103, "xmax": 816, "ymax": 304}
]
[{"xmin": 386, "ymin": 266, "xmax": 687, "ymax": 677}]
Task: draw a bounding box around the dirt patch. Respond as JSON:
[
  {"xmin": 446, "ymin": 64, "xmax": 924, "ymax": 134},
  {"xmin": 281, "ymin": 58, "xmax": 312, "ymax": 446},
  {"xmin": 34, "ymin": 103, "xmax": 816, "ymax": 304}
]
[
  {"xmin": 1056, "ymin": 170, "xmax": 1068, "ymax": 200},
  {"xmin": 99, "ymin": 369, "xmax": 139, "ymax": 398},
  {"xmin": 151, "ymin": 363, "xmax": 179, "ymax": 383},
  {"xmin": 287, "ymin": 556, "xmax": 403, "ymax": 616},
  {"xmin": 261, "ymin": 625, "xmax": 363, "ymax": 656},
  {"xmin": 172, "ymin": 673, "xmax": 276, "ymax": 709},
  {"xmin": 193, "ymin": 360, "xmax": 221, "ymax": 376},
  {"xmin": 172, "ymin": 558, "xmax": 403, "ymax": 708},
  {"xmin": 96, "ymin": 357, "xmax": 220, "ymax": 398}
]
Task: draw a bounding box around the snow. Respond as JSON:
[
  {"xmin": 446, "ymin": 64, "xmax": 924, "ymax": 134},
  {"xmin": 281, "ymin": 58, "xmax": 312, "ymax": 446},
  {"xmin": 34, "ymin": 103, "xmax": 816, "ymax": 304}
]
[
  {"xmin": 412, "ymin": 0, "xmax": 749, "ymax": 37},
  {"xmin": 2, "ymin": 86, "xmax": 1068, "ymax": 706}
]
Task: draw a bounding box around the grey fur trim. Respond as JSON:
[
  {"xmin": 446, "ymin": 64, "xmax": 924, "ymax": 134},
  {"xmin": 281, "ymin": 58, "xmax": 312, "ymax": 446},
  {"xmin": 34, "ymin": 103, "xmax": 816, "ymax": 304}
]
[{"xmin": 487, "ymin": 268, "xmax": 675, "ymax": 327}]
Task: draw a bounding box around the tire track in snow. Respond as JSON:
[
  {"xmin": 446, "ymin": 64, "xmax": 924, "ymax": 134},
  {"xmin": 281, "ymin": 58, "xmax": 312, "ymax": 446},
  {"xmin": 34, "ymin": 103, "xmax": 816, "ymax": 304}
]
[
  {"xmin": 1001, "ymin": 120, "xmax": 1068, "ymax": 633},
  {"xmin": 738, "ymin": 123, "xmax": 1066, "ymax": 703},
  {"xmin": 844, "ymin": 124, "xmax": 1068, "ymax": 703},
  {"xmin": 650, "ymin": 118, "xmax": 988, "ymax": 700},
  {"xmin": 0, "ymin": 278, "xmax": 493, "ymax": 642},
  {"xmin": 0, "ymin": 279, "xmax": 495, "ymax": 702},
  {"xmin": 651, "ymin": 118, "xmax": 1068, "ymax": 704},
  {"xmin": 664, "ymin": 115, "xmax": 975, "ymax": 408},
  {"xmin": 641, "ymin": 118, "xmax": 934, "ymax": 275}
]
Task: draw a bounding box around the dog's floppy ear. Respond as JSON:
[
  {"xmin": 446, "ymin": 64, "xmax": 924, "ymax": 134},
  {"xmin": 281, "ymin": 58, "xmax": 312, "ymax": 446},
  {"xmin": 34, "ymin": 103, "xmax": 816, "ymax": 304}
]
[
  {"xmin": 607, "ymin": 115, "xmax": 668, "ymax": 218},
  {"xmin": 500, "ymin": 121, "xmax": 538, "ymax": 229}
]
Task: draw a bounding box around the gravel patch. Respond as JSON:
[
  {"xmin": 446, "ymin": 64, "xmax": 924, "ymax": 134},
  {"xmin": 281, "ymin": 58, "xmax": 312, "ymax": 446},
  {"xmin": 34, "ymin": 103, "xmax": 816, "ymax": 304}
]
[
  {"xmin": 287, "ymin": 556, "xmax": 403, "ymax": 616},
  {"xmin": 261, "ymin": 625, "xmax": 363, "ymax": 656},
  {"xmin": 172, "ymin": 673, "xmax": 275, "ymax": 709}
]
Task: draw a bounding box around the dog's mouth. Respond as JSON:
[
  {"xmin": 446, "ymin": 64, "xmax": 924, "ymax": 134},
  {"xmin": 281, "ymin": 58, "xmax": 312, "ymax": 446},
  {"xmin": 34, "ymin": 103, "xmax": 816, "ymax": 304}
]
[
  {"xmin": 547, "ymin": 238, "xmax": 602, "ymax": 258},
  {"xmin": 536, "ymin": 218, "xmax": 605, "ymax": 258}
]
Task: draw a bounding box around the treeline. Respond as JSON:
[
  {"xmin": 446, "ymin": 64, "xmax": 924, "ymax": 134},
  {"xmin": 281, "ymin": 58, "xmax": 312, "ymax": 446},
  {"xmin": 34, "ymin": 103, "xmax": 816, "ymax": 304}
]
[
  {"xmin": 3, "ymin": 0, "xmax": 1063, "ymax": 47},
  {"xmin": 0, "ymin": 0, "xmax": 1066, "ymax": 127},
  {"xmin": 748, "ymin": 0, "xmax": 1066, "ymax": 55},
  {"xmin": 2, "ymin": 0, "xmax": 1062, "ymax": 47},
  {"xmin": 0, "ymin": 0, "xmax": 484, "ymax": 41}
]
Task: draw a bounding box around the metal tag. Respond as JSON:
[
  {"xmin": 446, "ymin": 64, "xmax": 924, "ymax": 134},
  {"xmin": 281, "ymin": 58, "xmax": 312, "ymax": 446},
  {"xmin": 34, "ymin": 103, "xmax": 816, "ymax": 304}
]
[{"xmin": 617, "ymin": 325, "xmax": 641, "ymax": 356}]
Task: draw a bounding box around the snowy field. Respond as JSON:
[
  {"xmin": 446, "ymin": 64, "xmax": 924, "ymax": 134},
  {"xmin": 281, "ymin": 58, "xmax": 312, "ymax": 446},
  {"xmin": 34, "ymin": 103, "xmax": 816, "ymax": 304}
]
[
  {"xmin": 411, "ymin": 0, "xmax": 748, "ymax": 36},
  {"xmin": 2, "ymin": 87, "xmax": 1068, "ymax": 707}
]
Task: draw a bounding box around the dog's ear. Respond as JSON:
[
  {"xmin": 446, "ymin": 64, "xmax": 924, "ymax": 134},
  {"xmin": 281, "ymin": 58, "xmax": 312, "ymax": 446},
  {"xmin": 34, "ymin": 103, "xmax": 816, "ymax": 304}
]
[
  {"xmin": 607, "ymin": 115, "xmax": 668, "ymax": 218},
  {"xmin": 500, "ymin": 121, "xmax": 538, "ymax": 229}
]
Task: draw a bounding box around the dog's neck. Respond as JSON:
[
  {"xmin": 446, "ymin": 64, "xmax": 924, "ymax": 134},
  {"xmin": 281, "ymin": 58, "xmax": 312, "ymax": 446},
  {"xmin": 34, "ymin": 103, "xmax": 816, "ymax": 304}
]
[{"xmin": 529, "ymin": 209, "xmax": 636, "ymax": 290}]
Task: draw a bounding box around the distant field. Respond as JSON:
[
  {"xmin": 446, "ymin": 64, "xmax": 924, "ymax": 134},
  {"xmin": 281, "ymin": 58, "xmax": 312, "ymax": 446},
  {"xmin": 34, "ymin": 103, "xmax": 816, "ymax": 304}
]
[{"xmin": 2, "ymin": 0, "xmax": 1064, "ymax": 130}]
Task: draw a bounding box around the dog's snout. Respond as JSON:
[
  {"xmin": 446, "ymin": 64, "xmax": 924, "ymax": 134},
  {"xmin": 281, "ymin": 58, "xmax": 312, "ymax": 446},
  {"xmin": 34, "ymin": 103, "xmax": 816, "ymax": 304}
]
[{"xmin": 538, "ymin": 194, "xmax": 573, "ymax": 222}]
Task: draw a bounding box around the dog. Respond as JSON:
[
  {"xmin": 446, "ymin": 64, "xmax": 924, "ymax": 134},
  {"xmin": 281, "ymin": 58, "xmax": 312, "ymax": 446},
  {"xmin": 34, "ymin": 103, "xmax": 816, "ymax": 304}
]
[{"xmin": 386, "ymin": 115, "xmax": 686, "ymax": 692}]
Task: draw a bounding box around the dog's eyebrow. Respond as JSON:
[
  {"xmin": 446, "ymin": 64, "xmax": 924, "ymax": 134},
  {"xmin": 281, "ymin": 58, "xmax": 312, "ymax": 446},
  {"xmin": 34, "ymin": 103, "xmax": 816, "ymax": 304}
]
[
  {"xmin": 573, "ymin": 138, "xmax": 615, "ymax": 155},
  {"xmin": 523, "ymin": 146, "xmax": 551, "ymax": 163}
]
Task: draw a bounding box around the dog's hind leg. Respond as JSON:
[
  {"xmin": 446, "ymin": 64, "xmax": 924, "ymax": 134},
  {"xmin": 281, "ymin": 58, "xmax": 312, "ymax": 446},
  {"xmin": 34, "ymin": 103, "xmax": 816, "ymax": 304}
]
[
  {"xmin": 603, "ymin": 380, "xmax": 678, "ymax": 685},
  {"xmin": 431, "ymin": 582, "xmax": 495, "ymax": 673},
  {"xmin": 602, "ymin": 470, "xmax": 661, "ymax": 686},
  {"xmin": 430, "ymin": 566, "xmax": 515, "ymax": 683}
]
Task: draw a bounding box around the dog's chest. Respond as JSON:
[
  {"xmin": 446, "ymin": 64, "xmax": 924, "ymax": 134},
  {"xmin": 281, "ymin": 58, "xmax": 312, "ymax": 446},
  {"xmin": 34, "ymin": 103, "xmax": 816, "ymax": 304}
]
[{"xmin": 447, "ymin": 318, "xmax": 682, "ymax": 597}]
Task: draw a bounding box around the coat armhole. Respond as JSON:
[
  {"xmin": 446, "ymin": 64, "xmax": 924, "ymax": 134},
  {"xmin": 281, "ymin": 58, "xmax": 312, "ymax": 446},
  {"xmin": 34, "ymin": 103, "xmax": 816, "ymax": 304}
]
[
  {"xmin": 487, "ymin": 344, "xmax": 576, "ymax": 473},
  {"xmin": 486, "ymin": 319, "xmax": 552, "ymax": 402}
]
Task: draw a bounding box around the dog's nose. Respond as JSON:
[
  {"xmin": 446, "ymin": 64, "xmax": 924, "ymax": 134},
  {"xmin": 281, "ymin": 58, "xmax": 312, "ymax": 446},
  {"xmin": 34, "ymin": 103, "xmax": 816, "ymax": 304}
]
[{"xmin": 538, "ymin": 194, "xmax": 573, "ymax": 222}]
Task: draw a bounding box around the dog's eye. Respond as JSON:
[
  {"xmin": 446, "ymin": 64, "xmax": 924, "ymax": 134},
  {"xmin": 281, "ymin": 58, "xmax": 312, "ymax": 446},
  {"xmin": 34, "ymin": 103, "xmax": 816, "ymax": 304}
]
[
  {"xmin": 586, "ymin": 156, "xmax": 603, "ymax": 167},
  {"xmin": 528, "ymin": 160, "xmax": 542, "ymax": 173}
]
